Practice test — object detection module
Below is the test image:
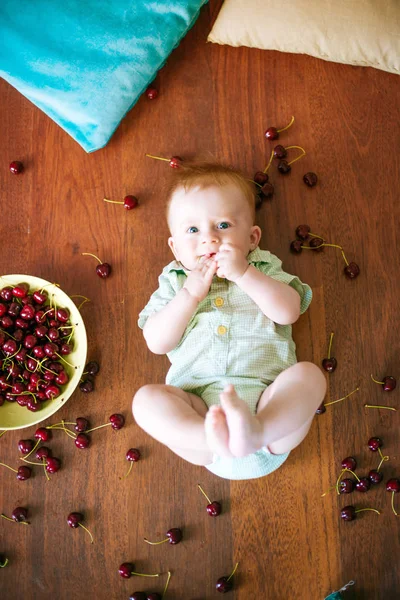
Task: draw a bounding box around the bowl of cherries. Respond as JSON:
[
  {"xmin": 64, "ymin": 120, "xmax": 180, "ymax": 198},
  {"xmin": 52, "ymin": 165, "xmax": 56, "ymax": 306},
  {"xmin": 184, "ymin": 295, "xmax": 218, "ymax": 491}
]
[{"xmin": 0, "ymin": 274, "xmax": 87, "ymax": 430}]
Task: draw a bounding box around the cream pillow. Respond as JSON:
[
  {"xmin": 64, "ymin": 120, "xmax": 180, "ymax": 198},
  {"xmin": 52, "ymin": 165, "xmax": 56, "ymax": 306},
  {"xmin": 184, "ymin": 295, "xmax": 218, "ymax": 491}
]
[{"xmin": 208, "ymin": 0, "xmax": 400, "ymax": 75}]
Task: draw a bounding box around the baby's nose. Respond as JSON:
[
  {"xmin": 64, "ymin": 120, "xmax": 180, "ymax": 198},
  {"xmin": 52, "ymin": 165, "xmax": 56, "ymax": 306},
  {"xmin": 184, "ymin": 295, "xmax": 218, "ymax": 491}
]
[{"xmin": 202, "ymin": 230, "xmax": 219, "ymax": 243}]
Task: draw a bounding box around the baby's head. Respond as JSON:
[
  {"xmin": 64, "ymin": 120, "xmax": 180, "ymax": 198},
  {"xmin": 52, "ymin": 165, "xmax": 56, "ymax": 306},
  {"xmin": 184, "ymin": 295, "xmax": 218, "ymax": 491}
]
[{"xmin": 165, "ymin": 162, "xmax": 261, "ymax": 270}]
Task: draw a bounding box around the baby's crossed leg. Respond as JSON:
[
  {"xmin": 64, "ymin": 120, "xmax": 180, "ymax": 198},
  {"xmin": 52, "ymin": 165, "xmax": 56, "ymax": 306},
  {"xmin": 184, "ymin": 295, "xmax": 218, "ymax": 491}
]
[{"xmin": 132, "ymin": 362, "xmax": 327, "ymax": 466}]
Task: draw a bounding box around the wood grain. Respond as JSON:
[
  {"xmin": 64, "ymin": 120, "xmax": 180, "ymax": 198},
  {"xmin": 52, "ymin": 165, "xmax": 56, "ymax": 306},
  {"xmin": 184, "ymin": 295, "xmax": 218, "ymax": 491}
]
[{"xmin": 1, "ymin": 2, "xmax": 399, "ymax": 598}]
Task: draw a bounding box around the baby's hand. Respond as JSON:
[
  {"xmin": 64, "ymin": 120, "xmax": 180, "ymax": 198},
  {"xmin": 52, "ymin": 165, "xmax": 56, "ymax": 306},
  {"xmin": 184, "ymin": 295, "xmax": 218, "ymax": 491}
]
[
  {"xmin": 183, "ymin": 256, "xmax": 218, "ymax": 303},
  {"xmin": 215, "ymin": 243, "xmax": 249, "ymax": 282}
]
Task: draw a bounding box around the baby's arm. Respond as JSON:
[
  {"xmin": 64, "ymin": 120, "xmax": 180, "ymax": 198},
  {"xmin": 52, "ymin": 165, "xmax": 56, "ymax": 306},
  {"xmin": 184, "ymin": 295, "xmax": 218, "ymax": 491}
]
[
  {"xmin": 236, "ymin": 265, "xmax": 300, "ymax": 325},
  {"xmin": 143, "ymin": 256, "xmax": 217, "ymax": 354}
]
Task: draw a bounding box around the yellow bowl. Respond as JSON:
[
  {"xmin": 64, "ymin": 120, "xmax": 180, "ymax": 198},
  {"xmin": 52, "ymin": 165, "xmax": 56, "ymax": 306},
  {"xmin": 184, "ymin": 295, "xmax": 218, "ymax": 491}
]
[{"xmin": 0, "ymin": 274, "xmax": 87, "ymax": 430}]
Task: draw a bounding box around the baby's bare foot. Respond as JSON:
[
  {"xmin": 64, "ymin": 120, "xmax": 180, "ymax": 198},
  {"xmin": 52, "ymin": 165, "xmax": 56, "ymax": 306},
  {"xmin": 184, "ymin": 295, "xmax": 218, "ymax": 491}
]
[
  {"xmin": 204, "ymin": 405, "xmax": 233, "ymax": 458},
  {"xmin": 220, "ymin": 384, "xmax": 263, "ymax": 457}
]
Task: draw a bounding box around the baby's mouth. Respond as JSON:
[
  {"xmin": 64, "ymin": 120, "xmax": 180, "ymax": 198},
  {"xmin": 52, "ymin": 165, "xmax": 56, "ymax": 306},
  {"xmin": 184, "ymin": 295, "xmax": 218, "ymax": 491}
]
[{"xmin": 202, "ymin": 252, "xmax": 216, "ymax": 258}]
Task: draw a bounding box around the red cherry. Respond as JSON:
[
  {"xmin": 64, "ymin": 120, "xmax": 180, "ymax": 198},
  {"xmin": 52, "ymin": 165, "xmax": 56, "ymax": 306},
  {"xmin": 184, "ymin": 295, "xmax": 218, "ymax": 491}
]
[
  {"xmin": 322, "ymin": 357, "xmax": 337, "ymax": 373},
  {"xmin": 169, "ymin": 156, "xmax": 182, "ymax": 169},
  {"xmin": 75, "ymin": 433, "xmax": 91, "ymax": 449},
  {"xmin": 35, "ymin": 427, "xmax": 51, "ymax": 442},
  {"xmin": 96, "ymin": 263, "xmax": 111, "ymax": 279},
  {"xmin": 309, "ymin": 237, "xmax": 324, "ymax": 251},
  {"xmin": 368, "ymin": 437, "xmax": 382, "ymax": 452},
  {"xmin": 382, "ymin": 376, "xmax": 396, "ymax": 392},
  {"xmin": 12, "ymin": 283, "xmax": 29, "ymax": 298},
  {"xmin": 45, "ymin": 457, "xmax": 61, "ymax": 474},
  {"xmin": 207, "ymin": 501, "xmax": 222, "ymax": 517},
  {"xmin": 17, "ymin": 466, "xmax": 32, "ymax": 480},
  {"xmin": 344, "ymin": 262, "xmax": 360, "ymax": 279},
  {"xmin": 295, "ymin": 224, "xmax": 311, "ymax": 240},
  {"xmin": 315, "ymin": 402, "xmax": 326, "ymax": 415},
  {"xmin": 9, "ymin": 161, "xmax": 24, "ymax": 174},
  {"xmin": 368, "ymin": 470, "xmax": 383, "ymax": 485},
  {"xmin": 273, "ymin": 144, "xmax": 287, "ymax": 159},
  {"xmin": 260, "ymin": 182, "xmax": 274, "ymax": 198},
  {"xmin": 253, "ymin": 171, "xmax": 269, "ymax": 185},
  {"xmin": 126, "ymin": 448, "xmax": 141, "ymax": 462},
  {"xmin": 75, "ymin": 417, "xmax": 90, "ymax": 432},
  {"xmin": 110, "ymin": 413, "xmax": 125, "ymax": 430},
  {"xmin": 303, "ymin": 172, "xmax": 318, "ymax": 187},
  {"xmin": 146, "ymin": 87, "xmax": 158, "ymax": 100},
  {"xmin": 386, "ymin": 479, "xmax": 400, "ymax": 493},
  {"xmin": 123, "ymin": 195, "xmax": 138, "ymax": 210},
  {"xmin": 264, "ymin": 127, "xmax": 279, "ymax": 140},
  {"xmin": 341, "ymin": 457, "xmax": 357, "ymax": 471}
]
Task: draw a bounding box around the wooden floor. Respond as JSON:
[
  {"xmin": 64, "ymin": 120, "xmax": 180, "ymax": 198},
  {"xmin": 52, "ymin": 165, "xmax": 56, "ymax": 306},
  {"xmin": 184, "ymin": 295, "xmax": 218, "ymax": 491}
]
[{"xmin": 1, "ymin": 3, "xmax": 399, "ymax": 599}]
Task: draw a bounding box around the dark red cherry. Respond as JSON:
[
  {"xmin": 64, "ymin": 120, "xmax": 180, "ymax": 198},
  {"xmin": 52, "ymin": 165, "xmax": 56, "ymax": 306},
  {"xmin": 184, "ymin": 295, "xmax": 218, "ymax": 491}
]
[
  {"xmin": 32, "ymin": 290, "xmax": 47, "ymax": 304},
  {"xmin": 339, "ymin": 479, "xmax": 355, "ymax": 494},
  {"xmin": 207, "ymin": 501, "xmax": 222, "ymax": 517},
  {"xmin": 386, "ymin": 479, "xmax": 400, "ymax": 493},
  {"xmin": 273, "ymin": 145, "xmax": 287, "ymax": 159},
  {"xmin": 129, "ymin": 594, "xmax": 147, "ymax": 600},
  {"xmin": 368, "ymin": 437, "xmax": 382, "ymax": 452},
  {"xmin": 166, "ymin": 528, "xmax": 182, "ymax": 544},
  {"xmin": 18, "ymin": 439, "xmax": 34, "ymax": 455},
  {"xmin": 169, "ymin": 156, "xmax": 182, "ymax": 169},
  {"xmin": 12, "ymin": 283, "xmax": 29, "ymax": 298},
  {"xmin": 119, "ymin": 563, "xmax": 134, "ymax": 578},
  {"xmin": 0, "ymin": 287, "xmax": 13, "ymax": 301},
  {"xmin": 290, "ymin": 240, "xmax": 303, "ymax": 254},
  {"xmin": 146, "ymin": 594, "xmax": 161, "ymax": 600},
  {"xmin": 315, "ymin": 402, "xmax": 326, "ymax": 415},
  {"xmin": 341, "ymin": 457, "xmax": 357, "ymax": 471},
  {"xmin": 322, "ymin": 357, "xmax": 337, "ymax": 373},
  {"xmin": 67, "ymin": 512, "xmax": 83, "ymax": 528},
  {"xmin": 295, "ymin": 224, "xmax": 311, "ymax": 240},
  {"xmin": 344, "ymin": 262, "xmax": 360, "ymax": 279},
  {"xmin": 75, "ymin": 433, "xmax": 91, "ymax": 449},
  {"xmin": 253, "ymin": 171, "xmax": 269, "ymax": 185},
  {"xmin": 309, "ymin": 237, "xmax": 324, "ymax": 251},
  {"xmin": 11, "ymin": 507, "xmax": 29, "ymax": 523},
  {"xmin": 85, "ymin": 361, "xmax": 100, "ymax": 376},
  {"xmin": 45, "ymin": 457, "xmax": 61, "ymax": 474},
  {"xmin": 260, "ymin": 182, "xmax": 274, "ymax": 198},
  {"xmin": 75, "ymin": 417, "xmax": 90, "ymax": 432},
  {"xmin": 216, "ymin": 576, "xmax": 233, "ymax": 593},
  {"xmin": 277, "ymin": 160, "xmax": 291, "ymax": 175},
  {"xmin": 355, "ymin": 477, "xmax": 371, "ymax": 493},
  {"xmin": 35, "ymin": 427, "xmax": 51, "ymax": 442},
  {"xmin": 368, "ymin": 470, "xmax": 383, "ymax": 485},
  {"xmin": 123, "ymin": 195, "xmax": 138, "ymax": 210},
  {"xmin": 340, "ymin": 506, "xmax": 356, "ymax": 521},
  {"xmin": 126, "ymin": 448, "xmax": 141, "ymax": 462},
  {"xmin": 79, "ymin": 379, "xmax": 94, "ymax": 393},
  {"xmin": 110, "ymin": 413, "xmax": 125, "ymax": 430},
  {"xmin": 17, "ymin": 466, "xmax": 32, "ymax": 480},
  {"xmin": 264, "ymin": 127, "xmax": 279, "ymax": 140},
  {"xmin": 36, "ymin": 447, "xmax": 51, "ymax": 461},
  {"xmin": 382, "ymin": 376, "xmax": 396, "ymax": 392},
  {"xmin": 96, "ymin": 263, "xmax": 111, "ymax": 279},
  {"xmin": 9, "ymin": 161, "xmax": 24, "ymax": 174},
  {"xmin": 303, "ymin": 172, "xmax": 318, "ymax": 187},
  {"xmin": 146, "ymin": 87, "xmax": 158, "ymax": 100}
]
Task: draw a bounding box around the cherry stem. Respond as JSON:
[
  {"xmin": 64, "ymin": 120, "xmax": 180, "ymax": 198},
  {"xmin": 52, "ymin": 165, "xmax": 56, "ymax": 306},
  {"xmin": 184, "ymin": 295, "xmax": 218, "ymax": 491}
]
[
  {"xmin": 21, "ymin": 439, "xmax": 40, "ymax": 461},
  {"xmin": 355, "ymin": 508, "xmax": 380, "ymax": 515},
  {"xmin": 336, "ymin": 468, "xmax": 360, "ymax": 494},
  {"xmin": 391, "ymin": 492, "xmax": 398, "ymax": 516},
  {"xmin": 249, "ymin": 179, "xmax": 263, "ymax": 189},
  {"xmin": 0, "ymin": 462, "xmax": 17, "ymax": 473},
  {"xmin": 370, "ymin": 374, "xmax": 385, "ymax": 385},
  {"xmin": 227, "ymin": 562, "xmax": 239, "ymax": 582},
  {"xmin": 277, "ymin": 115, "xmax": 294, "ymax": 133},
  {"xmin": 131, "ymin": 570, "xmax": 160, "ymax": 577},
  {"xmin": 263, "ymin": 150, "xmax": 274, "ymax": 174},
  {"xmin": 1, "ymin": 514, "xmax": 28, "ymax": 524},
  {"xmin": 78, "ymin": 298, "xmax": 90, "ymax": 311},
  {"xmin": 42, "ymin": 460, "xmax": 50, "ymax": 481},
  {"xmin": 341, "ymin": 249, "xmax": 349, "ymax": 266},
  {"xmin": 103, "ymin": 198, "xmax": 123, "ymax": 205},
  {"xmin": 308, "ymin": 233, "xmax": 325, "ymax": 240},
  {"xmin": 364, "ymin": 405, "xmax": 396, "ymax": 411},
  {"xmin": 163, "ymin": 570, "xmax": 171, "ymax": 598},
  {"xmin": 49, "ymin": 425, "xmax": 76, "ymax": 440},
  {"xmin": 197, "ymin": 484, "xmax": 212, "ymax": 505},
  {"xmin": 144, "ymin": 537, "xmax": 168, "ymax": 546},
  {"xmin": 82, "ymin": 252, "xmax": 102, "ymax": 264},
  {"xmin": 377, "ymin": 455, "xmax": 389, "ymax": 471},
  {"xmin": 321, "ymin": 484, "xmax": 336, "ymax": 497},
  {"xmin": 0, "ymin": 328, "xmax": 16, "ymax": 340},
  {"xmin": 121, "ymin": 461, "xmax": 134, "ymax": 479},
  {"xmin": 286, "ymin": 146, "xmax": 306, "ymax": 166},
  {"xmin": 0, "ymin": 430, "xmax": 7, "ymax": 439},
  {"xmin": 85, "ymin": 423, "xmax": 111, "ymax": 433},
  {"xmin": 145, "ymin": 153, "xmax": 169, "ymax": 162},
  {"xmin": 55, "ymin": 353, "xmax": 76, "ymax": 368},
  {"xmin": 0, "ymin": 557, "xmax": 8, "ymax": 567},
  {"xmin": 79, "ymin": 522, "xmax": 94, "ymax": 544},
  {"xmin": 324, "ymin": 386, "xmax": 360, "ymax": 407},
  {"xmin": 327, "ymin": 332, "xmax": 334, "ymax": 360}
]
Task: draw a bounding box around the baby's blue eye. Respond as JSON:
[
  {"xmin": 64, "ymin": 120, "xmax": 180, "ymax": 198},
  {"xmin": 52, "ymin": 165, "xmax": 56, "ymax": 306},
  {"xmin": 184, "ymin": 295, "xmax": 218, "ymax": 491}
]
[
  {"xmin": 217, "ymin": 222, "xmax": 230, "ymax": 230},
  {"xmin": 187, "ymin": 226, "xmax": 198, "ymax": 233}
]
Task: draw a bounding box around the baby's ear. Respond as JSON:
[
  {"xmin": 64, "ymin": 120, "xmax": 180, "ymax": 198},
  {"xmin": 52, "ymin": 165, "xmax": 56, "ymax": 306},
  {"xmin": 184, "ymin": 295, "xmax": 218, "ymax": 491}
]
[
  {"xmin": 168, "ymin": 236, "xmax": 178, "ymax": 259},
  {"xmin": 250, "ymin": 225, "xmax": 262, "ymax": 249}
]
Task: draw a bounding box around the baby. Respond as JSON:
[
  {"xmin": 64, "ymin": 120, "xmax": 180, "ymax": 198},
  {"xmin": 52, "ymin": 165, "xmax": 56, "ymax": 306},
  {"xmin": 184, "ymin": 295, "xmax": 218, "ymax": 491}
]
[{"xmin": 132, "ymin": 162, "xmax": 326, "ymax": 480}]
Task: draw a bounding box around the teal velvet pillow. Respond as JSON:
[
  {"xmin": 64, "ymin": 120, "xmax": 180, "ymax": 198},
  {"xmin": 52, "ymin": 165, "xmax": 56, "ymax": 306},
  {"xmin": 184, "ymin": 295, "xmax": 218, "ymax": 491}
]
[{"xmin": 0, "ymin": 0, "xmax": 207, "ymax": 152}]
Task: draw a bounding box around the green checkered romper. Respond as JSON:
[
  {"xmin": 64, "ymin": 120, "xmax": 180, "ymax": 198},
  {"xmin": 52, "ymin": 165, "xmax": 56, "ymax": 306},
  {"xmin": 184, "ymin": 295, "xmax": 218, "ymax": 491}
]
[{"xmin": 138, "ymin": 247, "xmax": 312, "ymax": 480}]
